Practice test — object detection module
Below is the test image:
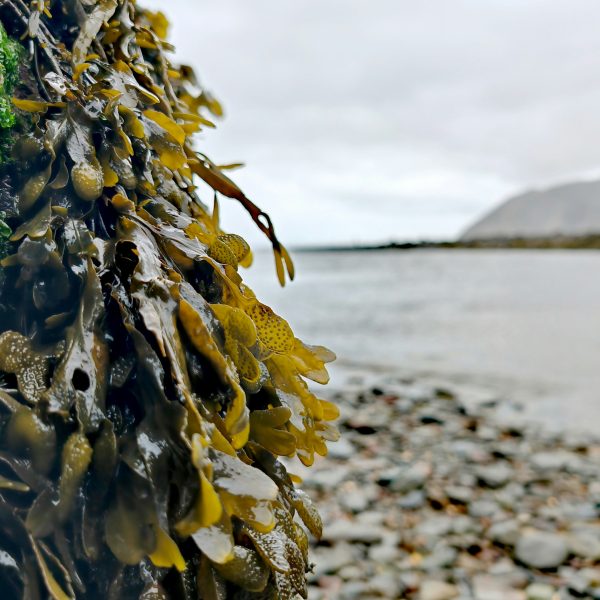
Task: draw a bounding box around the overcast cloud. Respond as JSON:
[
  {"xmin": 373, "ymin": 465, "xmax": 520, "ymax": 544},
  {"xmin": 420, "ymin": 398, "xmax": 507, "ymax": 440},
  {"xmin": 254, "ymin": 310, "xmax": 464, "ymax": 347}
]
[{"xmin": 142, "ymin": 0, "xmax": 600, "ymax": 246}]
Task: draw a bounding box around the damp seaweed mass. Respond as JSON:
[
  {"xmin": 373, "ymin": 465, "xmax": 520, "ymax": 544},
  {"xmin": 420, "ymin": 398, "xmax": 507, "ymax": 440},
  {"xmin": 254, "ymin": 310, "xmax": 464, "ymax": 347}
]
[{"xmin": 0, "ymin": 1, "xmax": 339, "ymax": 598}]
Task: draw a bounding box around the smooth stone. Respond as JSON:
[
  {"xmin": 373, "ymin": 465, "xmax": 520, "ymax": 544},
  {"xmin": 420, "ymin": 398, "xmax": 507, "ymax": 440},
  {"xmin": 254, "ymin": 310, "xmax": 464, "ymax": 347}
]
[
  {"xmin": 515, "ymin": 531, "xmax": 568, "ymax": 569},
  {"xmin": 386, "ymin": 461, "xmax": 432, "ymax": 493},
  {"xmin": 398, "ymin": 489, "xmax": 427, "ymax": 510},
  {"xmin": 469, "ymin": 499, "xmax": 500, "ymax": 518},
  {"xmin": 477, "ymin": 425, "xmax": 500, "ymax": 441},
  {"xmin": 487, "ymin": 520, "xmax": 521, "ymax": 546},
  {"xmin": 487, "ymin": 557, "xmax": 519, "ymax": 575},
  {"xmin": 340, "ymin": 490, "xmax": 370, "ymax": 513},
  {"xmin": 415, "ymin": 516, "xmax": 455, "ymax": 539},
  {"xmin": 446, "ymin": 440, "xmax": 490, "ymax": 463},
  {"xmin": 472, "ymin": 574, "xmax": 526, "ymax": 600},
  {"xmin": 368, "ymin": 543, "xmax": 402, "ymax": 563},
  {"xmin": 328, "ymin": 437, "xmax": 355, "ymax": 460},
  {"xmin": 452, "ymin": 515, "xmax": 482, "ymax": 535},
  {"xmin": 475, "ymin": 462, "xmax": 514, "ymax": 489},
  {"xmin": 307, "ymin": 587, "xmax": 325, "ymax": 600},
  {"xmin": 369, "ymin": 572, "xmax": 404, "ymax": 598},
  {"xmin": 322, "ymin": 522, "xmax": 385, "ymax": 544},
  {"xmin": 339, "ymin": 581, "xmax": 371, "ymax": 600},
  {"xmin": 419, "ymin": 580, "xmax": 459, "ymax": 600},
  {"xmin": 312, "ymin": 543, "xmax": 358, "ymax": 577},
  {"xmin": 346, "ymin": 408, "xmax": 390, "ymax": 431},
  {"xmin": 395, "ymin": 398, "xmax": 415, "ymax": 414},
  {"xmin": 589, "ymin": 481, "xmax": 600, "ymax": 500},
  {"xmin": 304, "ymin": 466, "xmax": 351, "ymax": 491},
  {"xmin": 445, "ymin": 485, "xmax": 473, "ymax": 504},
  {"xmin": 578, "ymin": 568, "xmax": 600, "ymax": 586},
  {"xmin": 496, "ymin": 484, "xmax": 526, "ymax": 510},
  {"xmin": 567, "ymin": 531, "xmax": 600, "ymax": 560},
  {"xmin": 566, "ymin": 573, "xmax": 590, "ymax": 596},
  {"xmin": 529, "ymin": 450, "xmax": 576, "ymax": 473},
  {"xmin": 356, "ymin": 510, "xmax": 386, "ymax": 526},
  {"xmin": 337, "ymin": 564, "xmax": 365, "ymax": 581},
  {"xmin": 525, "ymin": 583, "xmax": 555, "ymax": 600},
  {"xmin": 421, "ymin": 543, "xmax": 458, "ymax": 570},
  {"xmin": 406, "ymin": 386, "xmax": 435, "ymax": 403},
  {"xmin": 560, "ymin": 501, "xmax": 598, "ymax": 522}
]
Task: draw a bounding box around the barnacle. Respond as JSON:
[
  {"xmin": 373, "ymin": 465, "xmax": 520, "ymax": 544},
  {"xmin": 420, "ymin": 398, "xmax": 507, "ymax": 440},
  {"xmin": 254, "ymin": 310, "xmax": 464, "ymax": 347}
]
[
  {"xmin": 0, "ymin": 331, "xmax": 53, "ymax": 403},
  {"xmin": 0, "ymin": 2, "xmax": 337, "ymax": 598}
]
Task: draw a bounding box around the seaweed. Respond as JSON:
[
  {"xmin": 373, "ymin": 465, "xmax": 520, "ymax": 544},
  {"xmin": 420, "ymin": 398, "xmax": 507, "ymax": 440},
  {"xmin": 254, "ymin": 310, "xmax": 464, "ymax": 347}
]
[{"xmin": 0, "ymin": 2, "xmax": 338, "ymax": 598}]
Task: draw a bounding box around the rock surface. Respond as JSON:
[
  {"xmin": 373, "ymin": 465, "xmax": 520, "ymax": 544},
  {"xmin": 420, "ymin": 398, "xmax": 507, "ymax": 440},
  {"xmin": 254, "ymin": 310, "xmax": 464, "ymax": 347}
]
[{"xmin": 300, "ymin": 376, "xmax": 600, "ymax": 599}]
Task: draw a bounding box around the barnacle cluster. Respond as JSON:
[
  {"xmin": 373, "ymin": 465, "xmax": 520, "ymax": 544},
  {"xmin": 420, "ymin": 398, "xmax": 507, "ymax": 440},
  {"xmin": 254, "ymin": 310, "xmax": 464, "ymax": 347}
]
[{"xmin": 0, "ymin": 2, "xmax": 338, "ymax": 598}]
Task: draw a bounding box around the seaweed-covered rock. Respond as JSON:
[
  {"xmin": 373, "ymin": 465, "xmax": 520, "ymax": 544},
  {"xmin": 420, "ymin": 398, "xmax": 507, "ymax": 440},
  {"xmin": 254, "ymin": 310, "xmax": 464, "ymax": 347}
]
[{"xmin": 0, "ymin": 2, "xmax": 338, "ymax": 598}]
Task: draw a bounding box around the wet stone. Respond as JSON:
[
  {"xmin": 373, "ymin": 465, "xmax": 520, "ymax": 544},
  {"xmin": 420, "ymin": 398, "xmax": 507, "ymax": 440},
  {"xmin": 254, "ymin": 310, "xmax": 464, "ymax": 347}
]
[
  {"xmin": 469, "ymin": 499, "xmax": 500, "ymax": 518},
  {"xmin": 421, "ymin": 543, "xmax": 458, "ymax": 570},
  {"xmin": 321, "ymin": 522, "xmax": 385, "ymax": 545},
  {"xmin": 567, "ymin": 531, "xmax": 600, "ymax": 560},
  {"xmin": 327, "ymin": 437, "xmax": 355, "ymax": 460},
  {"xmin": 398, "ymin": 489, "xmax": 427, "ymax": 510},
  {"xmin": 419, "ymin": 580, "xmax": 459, "ymax": 600},
  {"xmin": 487, "ymin": 519, "xmax": 521, "ymax": 547},
  {"xmin": 368, "ymin": 542, "xmax": 403, "ymax": 564},
  {"xmin": 472, "ymin": 574, "xmax": 527, "ymax": 600},
  {"xmin": 445, "ymin": 485, "xmax": 473, "ymax": 505},
  {"xmin": 388, "ymin": 461, "xmax": 431, "ymax": 493},
  {"xmin": 308, "ymin": 379, "xmax": 600, "ymax": 600},
  {"xmin": 475, "ymin": 462, "xmax": 514, "ymax": 489},
  {"xmin": 525, "ymin": 583, "xmax": 555, "ymax": 600},
  {"xmin": 515, "ymin": 531, "xmax": 568, "ymax": 569},
  {"xmin": 311, "ymin": 543, "xmax": 358, "ymax": 578}
]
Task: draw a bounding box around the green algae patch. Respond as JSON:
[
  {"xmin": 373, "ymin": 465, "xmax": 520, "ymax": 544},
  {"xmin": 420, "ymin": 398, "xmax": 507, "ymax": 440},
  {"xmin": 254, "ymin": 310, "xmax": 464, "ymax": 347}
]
[
  {"xmin": 0, "ymin": 21, "xmax": 23, "ymax": 164},
  {"xmin": 0, "ymin": 22, "xmax": 20, "ymax": 130}
]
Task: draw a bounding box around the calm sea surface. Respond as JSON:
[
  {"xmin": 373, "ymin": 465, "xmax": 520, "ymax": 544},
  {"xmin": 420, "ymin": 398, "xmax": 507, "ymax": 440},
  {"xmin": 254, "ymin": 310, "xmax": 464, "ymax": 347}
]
[{"xmin": 245, "ymin": 249, "xmax": 600, "ymax": 433}]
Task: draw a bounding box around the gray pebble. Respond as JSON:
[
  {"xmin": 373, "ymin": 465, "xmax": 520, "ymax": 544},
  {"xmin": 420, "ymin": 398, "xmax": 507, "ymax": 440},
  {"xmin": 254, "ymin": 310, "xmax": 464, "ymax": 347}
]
[
  {"xmin": 487, "ymin": 520, "xmax": 521, "ymax": 547},
  {"xmin": 515, "ymin": 531, "xmax": 568, "ymax": 569}
]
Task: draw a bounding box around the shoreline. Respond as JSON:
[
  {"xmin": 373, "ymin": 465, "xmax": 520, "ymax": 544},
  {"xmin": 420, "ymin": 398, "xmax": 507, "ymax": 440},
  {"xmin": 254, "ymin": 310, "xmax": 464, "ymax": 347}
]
[
  {"xmin": 301, "ymin": 375, "xmax": 600, "ymax": 600},
  {"xmin": 293, "ymin": 235, "xmax": 600, "ymax": 253}
]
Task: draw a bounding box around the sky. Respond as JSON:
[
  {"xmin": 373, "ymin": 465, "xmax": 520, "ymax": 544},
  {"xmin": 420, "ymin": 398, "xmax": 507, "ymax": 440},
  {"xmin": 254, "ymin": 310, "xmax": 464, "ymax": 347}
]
[{"xmin": 142, "ymin": 0, "xmax": 600, "ymax": 247}]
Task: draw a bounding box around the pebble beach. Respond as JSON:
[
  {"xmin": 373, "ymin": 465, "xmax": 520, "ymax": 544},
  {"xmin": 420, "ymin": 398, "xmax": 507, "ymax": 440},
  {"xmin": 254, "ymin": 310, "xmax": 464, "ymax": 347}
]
[{"xmin": 297, "ymin": 375, "xmax": 600, "ymax": 600}]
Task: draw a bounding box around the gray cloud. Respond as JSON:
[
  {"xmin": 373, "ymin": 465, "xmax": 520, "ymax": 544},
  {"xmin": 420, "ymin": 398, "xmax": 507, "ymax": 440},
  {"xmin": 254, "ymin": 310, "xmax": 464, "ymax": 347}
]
[{"xmin": 142, "ymin": 0, "xmax": 600, "ymax": 245}]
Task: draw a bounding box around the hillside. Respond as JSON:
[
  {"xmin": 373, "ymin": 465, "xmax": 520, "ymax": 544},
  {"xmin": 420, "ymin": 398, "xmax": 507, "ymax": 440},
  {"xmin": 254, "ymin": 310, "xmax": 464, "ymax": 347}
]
[{"xmin": 461, "ymin": 180, "xmax": 600, "ymax": 241}]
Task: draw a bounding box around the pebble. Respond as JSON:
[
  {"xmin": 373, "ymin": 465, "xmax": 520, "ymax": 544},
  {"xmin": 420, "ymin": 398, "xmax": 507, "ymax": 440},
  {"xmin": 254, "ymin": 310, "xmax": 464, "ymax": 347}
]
[
  {"xmin": 389, "ymin": 462, "xmax": 432, "ymax": 493},
  {"xmin": 567, "ymin": 530, "xmax": 600, "ymax": 560},
  {"xmin": 469, "ymin": 499, "xmax": 499, "ymax": 518},
  {"xmin": 475, "ymin": 462, "xmax": 514, "ymax": 488},
  {"xmin": 327, "ymin": 437, "xmax": 355, "ymax": 460},
  {"xmin": 398, "ymin": 489, "xmax": 427, "ymax": 510},
  {"xmin": 305, "ymin": 378, "xmax": 600, "ymax": 600},
  {"xmin": 419, "ymin": 580, "xmax": 459, "ymax": 600},
  {"xmin": 321, "ymin": 522, "xmax": 385, "ymax": 545},
  {"xmin": 487, "ymin": 519, "xmax": 521, "ymax": 546},
  {"xmin": 525, "ymin": 583, "xmax": 555, "ymax": 600},
  {"xmin": 340, "ymin": 490, "xmax": 370, "ymax": 513},
  {"xmin": 472, "ymin": 574, "xmax": 527, "ymax": 600},
  {"xmin": 515, "ymin": 531, "xmax": 568, "ymax": 569}
]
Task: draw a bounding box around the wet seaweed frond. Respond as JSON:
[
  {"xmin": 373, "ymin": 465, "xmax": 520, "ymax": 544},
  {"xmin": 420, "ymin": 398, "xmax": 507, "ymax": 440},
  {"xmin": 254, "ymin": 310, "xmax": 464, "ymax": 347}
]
[{"xmin": 0, "ymin": 1, "xmax": 338, "ymax": 598}]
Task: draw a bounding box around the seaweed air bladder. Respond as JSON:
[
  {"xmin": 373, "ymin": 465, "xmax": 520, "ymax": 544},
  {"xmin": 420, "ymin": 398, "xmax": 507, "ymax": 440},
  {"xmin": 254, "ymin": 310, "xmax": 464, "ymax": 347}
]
[{"xmin": 0, "ymin": 1, "xmax": 338, "ymax": 598}]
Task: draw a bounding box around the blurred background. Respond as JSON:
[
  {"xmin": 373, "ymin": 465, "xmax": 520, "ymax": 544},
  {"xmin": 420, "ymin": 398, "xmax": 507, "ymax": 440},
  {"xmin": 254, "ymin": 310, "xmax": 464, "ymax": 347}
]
[
  {"xmin": 141, "ymin": 0, "xmax": 600, "ymax": 430},
  {"xmin": 144, "ymin": 2, "xmax": 600, "ymax": 598},
  {"xmin": 144, "ymin": 0, "xmax": 600, "ymax": 247}
]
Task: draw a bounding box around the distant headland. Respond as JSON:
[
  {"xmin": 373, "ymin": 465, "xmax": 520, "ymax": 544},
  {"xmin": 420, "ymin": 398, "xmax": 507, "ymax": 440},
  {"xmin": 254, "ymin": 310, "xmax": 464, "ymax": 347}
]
[{"xmin": 299, "ymin": 180, "xmax": 600, "ymax": 252}]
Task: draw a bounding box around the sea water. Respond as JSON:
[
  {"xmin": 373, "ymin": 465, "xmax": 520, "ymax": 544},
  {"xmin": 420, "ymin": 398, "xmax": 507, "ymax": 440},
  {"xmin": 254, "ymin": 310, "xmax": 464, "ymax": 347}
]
[{"xmin": 246, "ymin": 248, "xmax": 600, "ymax": 433}]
